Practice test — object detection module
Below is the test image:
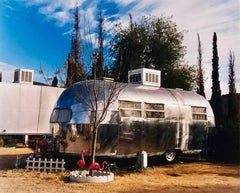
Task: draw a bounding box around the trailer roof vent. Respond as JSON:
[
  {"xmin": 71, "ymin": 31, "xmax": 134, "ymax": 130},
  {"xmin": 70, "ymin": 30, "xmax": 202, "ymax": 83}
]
[
  {"xmin": 128, "ymin": 68, "xmax": 161, "ymax": 87},
  {"xmin": 14, "ymin": 68, "xmax": 34, "ymax": 84}
]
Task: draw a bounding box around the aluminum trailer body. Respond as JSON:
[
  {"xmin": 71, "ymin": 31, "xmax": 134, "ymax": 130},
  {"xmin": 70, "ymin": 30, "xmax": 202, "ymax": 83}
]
[{"xmin": 50, "ymin": 81, "xmax": 215, "ymax": 161}]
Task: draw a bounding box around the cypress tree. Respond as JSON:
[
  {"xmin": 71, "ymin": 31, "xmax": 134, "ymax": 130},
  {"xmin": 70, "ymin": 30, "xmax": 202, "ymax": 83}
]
[
  {"xmin": 228, "ymin": 50, "xmax": 236, "ymax": 94},
  {"xmin": 210, "ymin": 32, "xmax": 222, "ymax": 126},
  {"xmin": 227, "ymin": 50, "xmax": 238, "ymax": 126},
  {"xmin": 196, "ymin": 33, "xmax": 206, "ymax": 98}
]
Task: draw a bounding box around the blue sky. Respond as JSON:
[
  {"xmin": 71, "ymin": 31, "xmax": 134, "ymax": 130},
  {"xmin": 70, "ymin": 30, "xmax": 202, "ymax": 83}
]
[{"xmin": 0, "ymin": 0, "xmax": 239, "ymax": 99}]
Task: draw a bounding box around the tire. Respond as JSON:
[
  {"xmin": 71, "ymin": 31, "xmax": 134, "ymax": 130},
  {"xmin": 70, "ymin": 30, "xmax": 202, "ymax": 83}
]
[{"xmin": 164, "ymin": 150, "xmax": 177, "ymax": 163}]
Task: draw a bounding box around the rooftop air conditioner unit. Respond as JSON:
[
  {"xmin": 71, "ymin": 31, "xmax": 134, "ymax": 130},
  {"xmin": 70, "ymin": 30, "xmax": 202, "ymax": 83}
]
[
  {"xmin": 14, "ymin": 68, "xmax": 34, "ymax": 84},
  {"xmin": 128, "ymin": 68, "xmax": 161, "ymax": 87}
]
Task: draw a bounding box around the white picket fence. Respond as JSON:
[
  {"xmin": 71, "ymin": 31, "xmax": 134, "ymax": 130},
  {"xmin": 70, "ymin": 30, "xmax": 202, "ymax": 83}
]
[{"xmin": 25, "ymin": 157, "xmax": 65, "ymax": 172}]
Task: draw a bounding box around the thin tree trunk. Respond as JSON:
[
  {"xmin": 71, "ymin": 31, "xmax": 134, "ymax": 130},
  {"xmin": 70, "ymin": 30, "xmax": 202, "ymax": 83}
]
[{"xmin": 90, "ymin": 126, "xmax": 98, "ymax": 176}]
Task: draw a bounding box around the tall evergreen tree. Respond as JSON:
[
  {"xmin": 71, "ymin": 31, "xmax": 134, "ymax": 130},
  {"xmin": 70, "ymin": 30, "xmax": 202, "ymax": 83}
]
[
  {"xmin": 196, "ymin": 33, "xmax": 206, "ymax": 98},
  {"xmin": 227, "ymin": 50, "xmax": 238, "ymax": 126},
  {"xmin": 228, "ymin": 50, "xmax": 236, "ymax": 94},
  {"xmin": 92, "ymin": 11, "xmax": 104, "ymax": 79},
  {"xmin": 65, "ymin": 5, "xmax": 85, "ymax": 87},
  {"xmin": 210, "ymin": 32, "xmax": 222, "ymax": 126},
  {"xmin": 211, "ymin": 32, "xmax": 221, "ymax": 100}
]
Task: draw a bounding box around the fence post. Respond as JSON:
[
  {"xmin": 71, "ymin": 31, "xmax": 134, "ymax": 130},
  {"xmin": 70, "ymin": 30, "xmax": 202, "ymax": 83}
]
[
  {"xmin": 61, "ymin": 159, "xmax": 65, "ymax": 172},
  {"xmin": 44, "ymin": 158, "xmax": 47, "ymax": 172},
  {"xmin": 32, "ymin": 157, "xmax": 35, "ymax": 171},
  {"xmin": 50, "ymin": 158, "xmax": 53, "ymax": 172},
  {"xmin": 38, "ymin": 158, "xmax": 41, "ymax": 171},
  {"xmin": 26, "ymin": 158, "xmax": 29, "ymax": 169},
  {"xmin": 55, "ymin": 159, "xmax": 58, "ymax": 172}
]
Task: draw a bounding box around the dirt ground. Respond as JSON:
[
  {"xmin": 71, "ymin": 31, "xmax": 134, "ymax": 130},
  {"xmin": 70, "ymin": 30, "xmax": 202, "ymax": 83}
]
[{"xmin": 0, "ymin": 148, "xmax": 240, "ymax": 193}]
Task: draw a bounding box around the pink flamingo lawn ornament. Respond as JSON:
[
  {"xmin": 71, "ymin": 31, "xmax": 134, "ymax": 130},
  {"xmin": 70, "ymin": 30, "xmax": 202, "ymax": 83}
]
[
  {"xmin": 88, "ymin": 161, "xmax": 108, "ymax": 171},
  {"xmin": 77, "ymin": 150, "xmax": 108, "ymax": 171},
  {"xmin": 77, "ymin": 150, "xmax": 85, "ymax": 169}
]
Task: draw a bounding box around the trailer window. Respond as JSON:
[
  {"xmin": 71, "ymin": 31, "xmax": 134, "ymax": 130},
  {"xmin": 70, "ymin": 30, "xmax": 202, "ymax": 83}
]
[
  {"xmin": 50, "ymin": 108, "xmax": 72, "ymax": 123},
  {"xmin": 120, "ymin": 101, "xmax": 141, "ymax": 109},
  {"xmin": 119, "ymin": 101, "xmax": 142, "ymax": 117},
  {"xmin": 144, "ymin": 103, "xmax": 165, "ymax": 118},
  {"xmin": 146, "ymin": 111, "xmax": 164, "ymax": 118},
  {"xmin": 120, "ymin": 109, "xmax": 142, "ymax": 117},
  {"xmin": 191, "ymin": 106, "xmax": 207, "ymax": 120},
  {"xmin": 145, "ymin": 103, "xmax": 164, "ymax": 110}
]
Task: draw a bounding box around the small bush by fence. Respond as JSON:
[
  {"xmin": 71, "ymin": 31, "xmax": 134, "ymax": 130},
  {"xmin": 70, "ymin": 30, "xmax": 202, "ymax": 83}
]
[{"xmin": 26, "ymin": 157, "xmax": 65, "ymax": 172}]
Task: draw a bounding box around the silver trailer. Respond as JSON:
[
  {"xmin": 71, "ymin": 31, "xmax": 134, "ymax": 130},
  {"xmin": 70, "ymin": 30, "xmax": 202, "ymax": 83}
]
[{"xmin": 50, "ymin": 80, "xmax": 215, "ymax": 162}]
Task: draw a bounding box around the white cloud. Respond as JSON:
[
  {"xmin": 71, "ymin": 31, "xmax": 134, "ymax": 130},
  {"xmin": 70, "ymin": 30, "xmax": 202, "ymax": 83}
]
[
  {"xmin": 113, "ymin": 0, "xmax": 136, "ymax": 7},
  {"xmin": 0, "ymin": 62, "xmax": 17, "ymax": 82},
  {"xmin": 22, "ymin": 0, "xmax": 85, "ymax": 26},
  {"xmin": 18, "ymin": 0, "xmax": 240, "ymax": 98},
  {"xmin": 0, "ymin": 61, "xmax": 47, "ymax": 84},
  {"xmin": 112, "ymin": 0, "xmax": 240, "ymax": 99},
  {"xmin": 79, "ymin": 5, "xmax": 98, "ymax": 30},
  {"xmin": 50, "ymin": 10, "xmax": 71, "ymax": 26}
]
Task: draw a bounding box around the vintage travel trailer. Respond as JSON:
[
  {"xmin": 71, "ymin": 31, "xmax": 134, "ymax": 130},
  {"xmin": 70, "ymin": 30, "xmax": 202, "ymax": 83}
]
[{"xmin": 50, "ymin": 68, "xmax": 215, "ymax": 162}]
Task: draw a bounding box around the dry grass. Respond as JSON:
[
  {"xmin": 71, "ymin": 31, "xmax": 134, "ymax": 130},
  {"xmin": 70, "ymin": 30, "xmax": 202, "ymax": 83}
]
[
  {"xmin": 0, "ymin": 148, "xmax": 33, "ymax": 155},
  {"xmin": 0, "ymin": 148, "xmax": 240, "ymax": 193},
  {"xmin": 0, "ymin": 162, "xmax": 240, "ymax": 193}
]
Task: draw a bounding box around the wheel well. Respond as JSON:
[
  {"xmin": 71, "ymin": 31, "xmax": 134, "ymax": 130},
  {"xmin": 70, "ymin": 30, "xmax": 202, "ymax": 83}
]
[{"xmin": 165, "ymin": 149, "xmax": 182, "ymax": 155}]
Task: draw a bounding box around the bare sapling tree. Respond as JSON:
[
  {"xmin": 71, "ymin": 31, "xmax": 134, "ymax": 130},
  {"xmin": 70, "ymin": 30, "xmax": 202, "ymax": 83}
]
[
  {"xmin": 72, "ymin": 11, "xmax": 125, "ymax": 175},
  {"xmin": 38, "ymin": 63, "xmax": 66, "ymax": 87},
  {"xmin": 38, "ymin": 67, "xmax": 53, "ymax": 85},
  {"xmin": 74, "ymin": 79, "xmax": 124, "ymax": 175}
]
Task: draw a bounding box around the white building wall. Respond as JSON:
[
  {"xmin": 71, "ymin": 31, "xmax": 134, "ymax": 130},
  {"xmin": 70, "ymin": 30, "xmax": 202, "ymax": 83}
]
[{"xmin": 0, "ymin": 82, "xmax": 65, "ymax": 134}]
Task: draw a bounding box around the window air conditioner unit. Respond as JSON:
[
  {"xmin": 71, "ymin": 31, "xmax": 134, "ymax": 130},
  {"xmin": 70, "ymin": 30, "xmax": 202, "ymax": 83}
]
[{"xmin": 14, "ymin": 68, "xmax": 34, "ymax": 84}]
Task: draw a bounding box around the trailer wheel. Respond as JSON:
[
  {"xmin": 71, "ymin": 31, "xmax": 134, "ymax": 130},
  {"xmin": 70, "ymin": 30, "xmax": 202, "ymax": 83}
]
[{"xmin": 164, "ymin": 150, "xmax": 177, "ymax": 163}]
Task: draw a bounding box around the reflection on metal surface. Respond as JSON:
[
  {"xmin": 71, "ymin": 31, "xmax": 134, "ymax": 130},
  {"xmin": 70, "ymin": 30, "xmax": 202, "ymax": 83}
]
[{"xmin": 50, "ymin": 81, "xmax": 215, "ymax": 157}]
